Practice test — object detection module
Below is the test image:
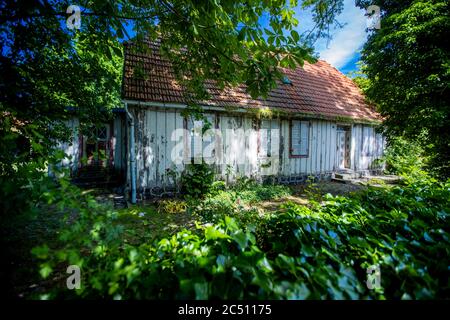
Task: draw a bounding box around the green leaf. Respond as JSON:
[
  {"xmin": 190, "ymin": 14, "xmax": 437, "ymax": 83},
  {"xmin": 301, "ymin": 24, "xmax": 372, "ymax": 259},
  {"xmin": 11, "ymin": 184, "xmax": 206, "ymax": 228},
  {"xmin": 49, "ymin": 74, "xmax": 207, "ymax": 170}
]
[
  {"xmin": 290, "ymin": 30, "xmax": 300, "ymax": 42},
  {"xmin": 32, "ymin": 245, "xmax": 50, "ymax": 259},
  {"xmin": 39, "ymin": 263, "xmax": 53, "ymax": 279},
  {"xmin": 205, "ymin": 226, "xmax": 229, "ymax": 240}
]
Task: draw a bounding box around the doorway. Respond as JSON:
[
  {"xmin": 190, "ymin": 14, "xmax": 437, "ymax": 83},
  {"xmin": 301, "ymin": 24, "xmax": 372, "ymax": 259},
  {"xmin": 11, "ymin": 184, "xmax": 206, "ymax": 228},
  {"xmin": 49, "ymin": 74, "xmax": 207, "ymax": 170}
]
[{"xmin": 336, "ymin": 125, "xmax": 351, "ymax": 170}]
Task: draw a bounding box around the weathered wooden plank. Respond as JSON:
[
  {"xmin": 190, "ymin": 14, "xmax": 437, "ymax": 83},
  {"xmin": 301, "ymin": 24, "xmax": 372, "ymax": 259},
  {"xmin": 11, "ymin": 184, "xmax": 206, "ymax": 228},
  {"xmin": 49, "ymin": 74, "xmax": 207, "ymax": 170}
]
[
  {"xmin": 219, "ymin": 114, "xmax": 228, "ymax": 180},
  {"xmin": 139, "ymin": 109, "xmax": 147, "ymax": 189},
  {"xmin": 318, "ymin": 120, "xmax": 323, "ymax": 173},
  {"xmin": 350, "ymin": 124, "xmax": 358, "ymax": 171},
  {"xmin": 272, "ymin": 118, "xmax": 279, "ymax": 177},
  {"xmin": 242, "ymin": 117, "xmax": 250, "ymax": 177},
  {"xmin": 324, "ymin": 122, "xmax": 331, "ymax": 172},
  {"xmin": 281, "ymin": 119, "xmax": 289, "ymax": 176},
  {"xmin": 134, "ymin": 108, "xmax": 144, "ymax": 190},
  {"xmin": 248, "ymin": 117, "xmax": 259, "ymax": 177},
  {"xmin": 165, "ymin": 111, "xmax": 176, "ymax": 185},
  {"xmin": 120, "ymin": 105, "xmax": 386, "ymax": 189},
  {"xmin": 174, "ymin": 110, "xmax": 184, "ymax": 178},
  {"xmin": 310, "ymin": 121, "xmax": 317, "ymax": 174}
]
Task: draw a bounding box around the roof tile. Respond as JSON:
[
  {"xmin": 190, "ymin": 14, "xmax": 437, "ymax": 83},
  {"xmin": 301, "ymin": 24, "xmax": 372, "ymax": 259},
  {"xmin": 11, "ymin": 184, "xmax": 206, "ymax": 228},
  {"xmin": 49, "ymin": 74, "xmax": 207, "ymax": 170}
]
[{"xmin": 122, "ymin": 42, "xmax": 380, "ymax": 121}]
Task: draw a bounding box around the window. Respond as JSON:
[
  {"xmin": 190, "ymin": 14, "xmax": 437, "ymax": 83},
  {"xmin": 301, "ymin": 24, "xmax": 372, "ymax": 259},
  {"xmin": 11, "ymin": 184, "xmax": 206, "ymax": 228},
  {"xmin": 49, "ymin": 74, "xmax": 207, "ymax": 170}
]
[
  {"xmin": 83, "ymin": 125, "xmax": 109, "ymax": 166},
  {"xmin": 290, "ymin": 120, "xmax": 309, "ymax": 157}
]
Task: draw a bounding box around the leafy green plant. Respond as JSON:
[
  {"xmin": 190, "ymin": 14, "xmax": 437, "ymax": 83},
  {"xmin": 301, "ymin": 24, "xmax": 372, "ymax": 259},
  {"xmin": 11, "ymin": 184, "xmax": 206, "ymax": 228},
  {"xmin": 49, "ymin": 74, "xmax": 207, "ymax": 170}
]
[
  {"xmin": 232, "ymin": 177, "xmax": 291, "ymax": 202},
  {"xmin": 180, "ymin": 162, "xmax": 215, "ymax": 199},
  {"xmin": 383, "ymin": 136, "xmax": 428, "ymax": 176},
  {"xmin": 356, "ymin": 0, "xmax": 450, "ymax": 178},
  {"xmin": 28, "ymin": 171, "xmax": 450, "ymax": 300}
]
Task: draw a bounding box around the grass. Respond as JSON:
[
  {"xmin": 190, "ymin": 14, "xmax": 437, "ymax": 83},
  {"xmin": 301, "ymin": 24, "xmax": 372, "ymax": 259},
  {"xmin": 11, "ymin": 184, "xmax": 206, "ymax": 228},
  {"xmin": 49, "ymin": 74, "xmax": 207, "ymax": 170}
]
[
  {"xmin": 115, "ymin": 204, "xmax": 196, "ymax": 245},
  {"xmin": 114, "ymin": 181, "xmax": 376, "ymax": 243}
]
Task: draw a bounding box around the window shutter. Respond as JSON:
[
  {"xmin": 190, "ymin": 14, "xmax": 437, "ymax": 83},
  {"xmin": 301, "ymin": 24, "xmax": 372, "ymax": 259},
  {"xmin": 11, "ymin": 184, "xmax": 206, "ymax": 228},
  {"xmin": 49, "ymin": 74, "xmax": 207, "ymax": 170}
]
[
  {"xmin": 299, "ymin": 121, "xmax": 309, "ymax": 156},
  {"xmin": 291, "ymin": 120, "xmax": 309, "ymax": 156}
]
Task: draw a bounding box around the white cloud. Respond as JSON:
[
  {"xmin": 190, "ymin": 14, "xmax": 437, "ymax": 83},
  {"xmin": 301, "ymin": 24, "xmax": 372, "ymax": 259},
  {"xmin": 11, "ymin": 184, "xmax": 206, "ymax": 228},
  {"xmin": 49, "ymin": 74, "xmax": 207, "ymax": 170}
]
[{"xmin": 295, "ymin": 0, "xmax": 368, "ymax": 69}]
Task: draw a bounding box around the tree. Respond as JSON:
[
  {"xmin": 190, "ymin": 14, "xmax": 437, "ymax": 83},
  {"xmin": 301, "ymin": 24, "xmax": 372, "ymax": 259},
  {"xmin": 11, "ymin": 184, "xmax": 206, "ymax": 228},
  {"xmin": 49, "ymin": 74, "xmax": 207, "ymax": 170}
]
[
  {"xmin": 1, "ymin": 0, "xmax": 346, "ymax": 296},
  {"xmin": 0, "ymin": 2, "xmax": 351, "ymax": 273},
  {"xmin": 347, "ymin": 61, "xmax": 371, "ymax": 94},
  {"xmin": 0, "ymin": 0, "xmax": 345, "ymax": 188},
  {"xmin": 0, "ymin": 1, "xmax": 345, "ymax": 138},
  {"xmin": 355, "ymin": 0, "xmax": 450, "ymax": 178}
]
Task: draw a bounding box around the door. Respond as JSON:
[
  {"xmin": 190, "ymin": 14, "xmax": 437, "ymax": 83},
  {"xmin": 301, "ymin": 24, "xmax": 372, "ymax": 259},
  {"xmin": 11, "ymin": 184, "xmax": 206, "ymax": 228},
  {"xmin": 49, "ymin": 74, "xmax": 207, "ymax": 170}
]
[{"xmin": 336, "ymin": 126, "xmax": 351, "ymax": 170}]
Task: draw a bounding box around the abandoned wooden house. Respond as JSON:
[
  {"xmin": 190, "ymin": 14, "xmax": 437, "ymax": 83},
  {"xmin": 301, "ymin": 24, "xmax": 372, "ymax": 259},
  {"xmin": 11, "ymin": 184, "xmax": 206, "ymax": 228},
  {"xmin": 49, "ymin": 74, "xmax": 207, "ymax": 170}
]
[{"xmin": 60, "ymin": 41, "xmax": 385, "ymax": 201}]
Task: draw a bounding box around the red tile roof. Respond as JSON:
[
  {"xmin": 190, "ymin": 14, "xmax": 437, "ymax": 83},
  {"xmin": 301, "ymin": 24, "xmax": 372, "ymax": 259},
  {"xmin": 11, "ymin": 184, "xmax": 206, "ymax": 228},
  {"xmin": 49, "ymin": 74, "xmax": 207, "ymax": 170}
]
[{"xmin": 122, "ymin": 41, "xmax": 380, "ymax": 122}]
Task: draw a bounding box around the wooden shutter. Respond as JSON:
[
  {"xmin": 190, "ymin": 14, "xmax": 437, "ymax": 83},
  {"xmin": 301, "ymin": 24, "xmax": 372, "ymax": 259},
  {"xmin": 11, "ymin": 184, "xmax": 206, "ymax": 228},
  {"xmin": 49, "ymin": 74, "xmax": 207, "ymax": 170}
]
[{"xmin": 291, "ymin": 120, "xmax": 309, "ymax": 157}]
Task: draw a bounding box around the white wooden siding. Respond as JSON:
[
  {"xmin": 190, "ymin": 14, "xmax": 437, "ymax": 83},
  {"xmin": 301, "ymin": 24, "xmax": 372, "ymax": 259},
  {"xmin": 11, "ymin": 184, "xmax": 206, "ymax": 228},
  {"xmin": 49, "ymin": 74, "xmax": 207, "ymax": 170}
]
[
  {"xmin": 126, "ymin": 105, "xmax": 385, "ymax": 189},
  {"xmin": 351, "ymin": 124, "xmax": 385, "ymax": 171}
]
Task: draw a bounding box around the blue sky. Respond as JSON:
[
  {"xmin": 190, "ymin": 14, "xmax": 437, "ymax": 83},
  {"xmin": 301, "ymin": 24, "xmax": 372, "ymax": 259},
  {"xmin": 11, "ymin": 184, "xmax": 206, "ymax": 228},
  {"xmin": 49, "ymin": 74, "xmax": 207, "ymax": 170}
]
[{"xmin": 293, "ymin": 0, "xmax": 368, "ymax": 74}]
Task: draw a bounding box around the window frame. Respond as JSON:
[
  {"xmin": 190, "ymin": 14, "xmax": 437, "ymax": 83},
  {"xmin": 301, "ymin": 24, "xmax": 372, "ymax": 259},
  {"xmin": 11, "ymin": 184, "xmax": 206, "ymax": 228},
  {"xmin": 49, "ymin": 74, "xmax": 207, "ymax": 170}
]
[{"xmin": 289, "ymin": 119, "xmax": 310, "ymax": 158}]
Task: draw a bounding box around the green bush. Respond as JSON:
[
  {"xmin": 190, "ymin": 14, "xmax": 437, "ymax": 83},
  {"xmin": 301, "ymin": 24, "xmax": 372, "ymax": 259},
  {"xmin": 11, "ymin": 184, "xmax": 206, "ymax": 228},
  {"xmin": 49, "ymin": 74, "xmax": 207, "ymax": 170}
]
[
  {"xmin": 32, "ymin": 175, "xmax": 450, "ymax": 299},
  {"xmin": 180, "ymin": 162, "xmax": 215, "ymax": 198},
  {"xmin": 232, "ymin": 178, "xmax": 291, "ymax": 203},
  {"xmin": 383, "ymin": 136, "xmax": 428, "ymax": 177},
  {"xmin": 191, "ymin": 181, "xmax": 290, "ymax": 224},
  {"xmin": 257, "ymin": 178, "xmax": 450, "ymax": 299}
]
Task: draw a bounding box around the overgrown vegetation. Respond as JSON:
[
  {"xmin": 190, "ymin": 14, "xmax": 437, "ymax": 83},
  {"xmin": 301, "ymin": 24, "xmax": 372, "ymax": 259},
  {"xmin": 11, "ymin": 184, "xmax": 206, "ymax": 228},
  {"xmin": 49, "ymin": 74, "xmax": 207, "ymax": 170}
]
[
  {"xmin": 2, "ymin": 0, "xmax": 449, "ymax": 301},
  {"xmin": 181, "ymin": 162, "xmax": 216, "ymax": 198},
  {"xmin": 355, "ymin": 0, "xmax": 450, "ymax": 178},
  {"xmin": 191, "ymin": 178, "xmax": 291, "ymax": 224},
  {"xmin": 383, "ymin": 136, "xmax": 428, "ymax": 177},
  {"xmin": 19, "ymin": 169, "xmax": 448, "ymax": 299}
]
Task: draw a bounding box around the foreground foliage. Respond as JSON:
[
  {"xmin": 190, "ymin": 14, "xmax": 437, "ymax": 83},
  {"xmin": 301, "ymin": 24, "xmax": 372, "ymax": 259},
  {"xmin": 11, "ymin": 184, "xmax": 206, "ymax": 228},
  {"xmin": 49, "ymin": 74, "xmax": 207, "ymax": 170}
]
[{"xmin": 31, "ymin": 174, "xmax": 450, "ymax": 299}]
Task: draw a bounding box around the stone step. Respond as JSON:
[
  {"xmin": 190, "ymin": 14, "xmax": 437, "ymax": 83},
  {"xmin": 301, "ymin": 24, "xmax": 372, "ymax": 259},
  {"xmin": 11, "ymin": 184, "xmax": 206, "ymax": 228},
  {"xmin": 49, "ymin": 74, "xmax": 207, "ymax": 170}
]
[
  {"xmin": 331, "ymin": 177, "xmax": 348, "ymax": 184},
  {"xmin": 334, "ymin": 173, "xmax": 358, "ymax": 180}
]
